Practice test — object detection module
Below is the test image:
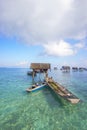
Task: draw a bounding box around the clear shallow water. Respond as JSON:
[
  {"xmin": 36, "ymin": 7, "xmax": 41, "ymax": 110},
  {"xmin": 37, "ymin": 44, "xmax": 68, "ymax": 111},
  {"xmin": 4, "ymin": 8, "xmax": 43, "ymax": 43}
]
[{"xmin": 0, "ymin": 68, "xmax": 87, "ymax": 130}]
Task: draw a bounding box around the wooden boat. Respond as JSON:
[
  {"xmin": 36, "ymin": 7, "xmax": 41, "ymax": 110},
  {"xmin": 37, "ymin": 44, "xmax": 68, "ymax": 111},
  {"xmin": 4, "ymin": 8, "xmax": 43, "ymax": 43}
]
[
  {"xmin": 26, "ymin": 82, "xmax": 46, "ymax": 92},
  {"xmin": 46, "ymin": 77, "xmax": 80, "ymax": 104},
  {"xmin": 27, "ymin": 71, "xmax": 36, "ymax": 76}
]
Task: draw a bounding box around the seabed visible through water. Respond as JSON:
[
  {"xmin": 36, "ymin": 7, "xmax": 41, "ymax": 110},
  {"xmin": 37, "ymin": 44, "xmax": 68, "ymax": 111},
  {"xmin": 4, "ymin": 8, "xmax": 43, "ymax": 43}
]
[{"xmin": 0, "ymin": 68, "xmax": 87, "ymax": 130}]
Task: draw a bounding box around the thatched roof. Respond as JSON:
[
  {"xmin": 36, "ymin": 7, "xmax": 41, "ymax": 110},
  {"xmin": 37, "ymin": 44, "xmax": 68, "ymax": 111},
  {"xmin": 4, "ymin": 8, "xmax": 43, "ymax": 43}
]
[
  {"xmin": 30, "ymin": 63, "xmax": 51, "ymax": 70},
  {"xmin": 62, "ymin": 66, "xmax": 70, "ymax": 70},
  {"xmin": 72, "ymin": 67, "xmax": 78, "ymax": 70}
]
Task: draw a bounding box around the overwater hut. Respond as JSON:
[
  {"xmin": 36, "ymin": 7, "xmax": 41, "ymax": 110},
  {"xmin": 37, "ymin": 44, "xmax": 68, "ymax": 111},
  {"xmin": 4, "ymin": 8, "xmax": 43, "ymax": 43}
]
[
  {"xmin": 30, "ymin": 63, "xmax": 51, "ymax": 78},
  {"xmin": 61, "ymin": 66, "xmax": 70, "ymax": 72},
  {"xmin": 72, "ymin": 67, "xmax": 78, "ymax": 71},
  {"xmin": 84, "ymin": 68, "xmax": 87, "ymax": 71},
  {"xmin": 79, "ymin": 67, "xmax": 84, "ymax": 71},
  {"xmin": 54, "ymin": 67, "xmax": 58, "ymax": 70}
]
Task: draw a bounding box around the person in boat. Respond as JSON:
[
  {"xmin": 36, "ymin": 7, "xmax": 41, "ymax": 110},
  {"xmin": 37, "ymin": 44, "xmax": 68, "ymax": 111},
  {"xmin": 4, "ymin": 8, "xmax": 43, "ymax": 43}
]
[
  {"xmin": 36, "ymin": 83, "xmax": 39, "ymax": 86},
  {"xmin": 32, "ymin": 85, "xmax": 36, "ymax": 88},
  {"xmin": 42, "ymin": 82, "xmax": 46, "ymax": 85}
]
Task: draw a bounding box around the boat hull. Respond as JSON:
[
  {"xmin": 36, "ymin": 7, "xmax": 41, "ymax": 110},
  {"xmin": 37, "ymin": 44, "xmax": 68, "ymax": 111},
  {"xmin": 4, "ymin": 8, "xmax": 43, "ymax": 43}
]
[{"xmin": 26, "ymin": 84, "xmax": 46, "ymax": 92}]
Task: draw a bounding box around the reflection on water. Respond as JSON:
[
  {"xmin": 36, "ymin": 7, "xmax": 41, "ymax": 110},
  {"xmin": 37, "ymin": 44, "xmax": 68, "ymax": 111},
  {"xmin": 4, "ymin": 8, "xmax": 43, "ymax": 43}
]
[{"xmin": 0, "ymin": 68, "xmax": 87, "ymax": 130}]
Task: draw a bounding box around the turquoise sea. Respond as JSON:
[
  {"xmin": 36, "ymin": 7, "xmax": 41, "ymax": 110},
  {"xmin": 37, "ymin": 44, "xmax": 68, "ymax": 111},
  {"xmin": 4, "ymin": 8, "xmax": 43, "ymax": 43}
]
[{"xmin": 0, "ymin": 68, "xmax": 87, "ymax": 130}]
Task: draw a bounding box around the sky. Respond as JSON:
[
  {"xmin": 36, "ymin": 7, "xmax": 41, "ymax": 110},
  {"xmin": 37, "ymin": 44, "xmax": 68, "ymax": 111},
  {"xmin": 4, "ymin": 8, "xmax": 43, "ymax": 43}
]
[{"xmin": 0, "ymin": 0, "xmax": 87, "ymax": 68}]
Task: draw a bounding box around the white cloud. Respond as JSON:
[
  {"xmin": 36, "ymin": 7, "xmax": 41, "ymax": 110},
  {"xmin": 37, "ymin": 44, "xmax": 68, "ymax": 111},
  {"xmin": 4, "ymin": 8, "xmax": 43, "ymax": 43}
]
[
  {"xmin": 16, "ymin": 61, "xmax": 28, "ymax": 67},
  {"xmin": 43, "ymin": 40, "xmax": 76, "ymax": 56},
  {"xmin": 75, "ymin": 43, "xmax": 85, "ymax": 49},
  {"xmin": 0, "ymin": 0, "xmax": 87, "ymax": 45}
]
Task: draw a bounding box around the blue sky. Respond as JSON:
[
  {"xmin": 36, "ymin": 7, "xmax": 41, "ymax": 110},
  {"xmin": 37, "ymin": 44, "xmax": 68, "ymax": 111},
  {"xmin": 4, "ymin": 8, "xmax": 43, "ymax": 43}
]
[
  {"xmin": 0, "ymin": 0, "xmax": 87, "ymax": 68},
  {"xmin": 0, "ymin": 36, "xmax": 45, "ymax": 67}
]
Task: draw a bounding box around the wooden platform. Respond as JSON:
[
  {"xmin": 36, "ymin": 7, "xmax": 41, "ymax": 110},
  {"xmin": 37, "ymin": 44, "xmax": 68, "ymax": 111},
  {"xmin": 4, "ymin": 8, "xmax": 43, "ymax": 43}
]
[{"xmin": 46, "ymin": 77, "xmax": 80, "ymax": 104}]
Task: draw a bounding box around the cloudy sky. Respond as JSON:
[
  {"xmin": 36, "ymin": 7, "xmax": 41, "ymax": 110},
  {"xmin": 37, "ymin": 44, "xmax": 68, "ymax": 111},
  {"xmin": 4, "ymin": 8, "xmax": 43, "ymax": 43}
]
[{"xmin": 0, "ymin": 0, "xmax": 87, "ymax": 68}]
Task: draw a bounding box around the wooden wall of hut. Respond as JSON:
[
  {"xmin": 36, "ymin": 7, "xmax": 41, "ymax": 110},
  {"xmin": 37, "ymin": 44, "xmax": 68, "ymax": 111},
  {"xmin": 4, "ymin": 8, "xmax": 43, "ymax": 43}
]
[
  {"xmin": 61, "ymin": 66, "xmax": 70, "ymax": 72},
  {"xmin": 30, "ymin": 63, "xmax": 51, "ymax": 79}
]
